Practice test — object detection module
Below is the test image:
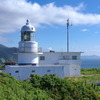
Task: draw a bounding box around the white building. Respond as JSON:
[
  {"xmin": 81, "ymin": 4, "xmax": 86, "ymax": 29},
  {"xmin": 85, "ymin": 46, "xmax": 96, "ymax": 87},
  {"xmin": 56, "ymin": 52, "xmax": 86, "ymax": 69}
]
[{"xmin": 4, "ymin": 20, "xmax": 82, "ymax": 80}]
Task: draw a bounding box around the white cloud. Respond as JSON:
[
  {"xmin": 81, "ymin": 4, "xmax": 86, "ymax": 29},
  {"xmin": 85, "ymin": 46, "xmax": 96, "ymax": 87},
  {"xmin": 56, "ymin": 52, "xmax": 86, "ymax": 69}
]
[
  {"xmin": 47, "ymin": 47, "xmax": 53, "ymax": 51},
  {"xmin": 81, "ymin": 29, "xmax": 88, "ymax": 32},
  {"xmin": 0, "ymin": 0, "xmax": 100, "ymax": 35}
]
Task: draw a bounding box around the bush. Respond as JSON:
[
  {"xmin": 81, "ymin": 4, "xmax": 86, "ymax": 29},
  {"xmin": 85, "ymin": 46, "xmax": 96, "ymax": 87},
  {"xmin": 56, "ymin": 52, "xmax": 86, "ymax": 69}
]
[
  {"xmin": 30, "ymin": 74, "xmax": 99, "ymax": 100},
  {"xmin": 0, "ymin": 73, "xmax": 99, "ymax": 100},
  {"xmin": 0, "ymin": 64, "xmax": 5, "ymax": 70},
  {"xmin": 0, "ymin": 73, "xmax": 51, "ymax": 100}
]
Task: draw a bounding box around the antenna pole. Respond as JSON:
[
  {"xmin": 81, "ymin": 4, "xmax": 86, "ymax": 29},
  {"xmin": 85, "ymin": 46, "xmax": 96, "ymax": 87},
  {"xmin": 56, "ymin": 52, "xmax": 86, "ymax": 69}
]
[{"xmin": 66, "ymin": 18, "xmax": 71, "ymax": 52}]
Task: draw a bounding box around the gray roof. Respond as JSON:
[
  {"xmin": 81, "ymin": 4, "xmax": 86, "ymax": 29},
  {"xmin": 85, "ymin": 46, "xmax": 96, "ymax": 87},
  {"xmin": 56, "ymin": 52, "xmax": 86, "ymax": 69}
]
[{"xmin": 21, "ymin": 20, "xmax": 35, "ymax": 32}]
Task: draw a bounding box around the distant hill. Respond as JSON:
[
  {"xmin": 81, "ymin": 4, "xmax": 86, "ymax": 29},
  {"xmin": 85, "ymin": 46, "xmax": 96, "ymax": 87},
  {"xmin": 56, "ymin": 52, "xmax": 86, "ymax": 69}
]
[
  {"xmin": 81, "ymin": 55, "xmax": 100, "ymax": 60},
  {"xmin": 0, "ymin": 44, "xmax": 18, "ymax": 64}
]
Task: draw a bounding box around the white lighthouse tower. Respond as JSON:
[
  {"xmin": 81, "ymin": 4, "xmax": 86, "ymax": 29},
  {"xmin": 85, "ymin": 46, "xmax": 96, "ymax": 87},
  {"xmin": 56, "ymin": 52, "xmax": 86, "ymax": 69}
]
[
  {"xmin": 18, "ymin": 20, "xmax": 39, "ymax": 65},
  {"xmin": 4, "ymin": 20, "xmax": 82, "ymax": 80}
]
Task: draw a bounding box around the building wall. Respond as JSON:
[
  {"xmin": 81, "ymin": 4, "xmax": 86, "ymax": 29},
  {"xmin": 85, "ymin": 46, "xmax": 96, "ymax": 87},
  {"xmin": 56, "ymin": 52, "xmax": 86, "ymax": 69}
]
[
  {"xmin": 69, "ymin": 64, "xmax": 80, "ymax": 76},
  {"xmin": 4, "ymin": 65, "xmax": 64, "ymax": 80},
  {"xmin": 38, "ymin": 52, "xmax": 81, "ymax": 77},
  {"xmin": 4, "ymin": 52, "xmax": 81, "ymax": 80},
  {"xmin": 39, "ymin": 52, "xmax": 81, "ymax": 65},
  {"xmin": 63, "ymin": 65, "xmax": 70, "ymax": 77},
  {"xmin": 39, "ymin": 53, "xmax": 61, "ymax": 65}
]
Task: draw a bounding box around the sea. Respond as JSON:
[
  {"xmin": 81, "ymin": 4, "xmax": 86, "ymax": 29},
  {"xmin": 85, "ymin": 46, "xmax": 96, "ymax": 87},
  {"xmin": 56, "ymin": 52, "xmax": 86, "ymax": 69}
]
[{"xmin": 81, "ymin": 59, "xmax": 100, "ymax": 69}]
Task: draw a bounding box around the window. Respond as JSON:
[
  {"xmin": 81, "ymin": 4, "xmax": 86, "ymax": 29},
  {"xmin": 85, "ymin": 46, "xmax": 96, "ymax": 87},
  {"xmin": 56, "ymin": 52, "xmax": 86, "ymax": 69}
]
[
  {"xmin": 72, "ymin": 56, "xmax": 77, "ymax": 60},
  {"xmin": 15, "ymin": 71, "xmax": 19, "ymax": 73},
  {"xmin": 32, "ymin": 70, "xmax": 35, "ymax": 72},
  {"xmin": 40, "ymin": 56, "xmax": 45, "ymax": 60},
  {"xmin": 47, "ymin": 70, "xmax": 51, "ymax": 72},
  {"xmin": 63, "ymin": 56, "xmax": 69, "ymax": 60}
]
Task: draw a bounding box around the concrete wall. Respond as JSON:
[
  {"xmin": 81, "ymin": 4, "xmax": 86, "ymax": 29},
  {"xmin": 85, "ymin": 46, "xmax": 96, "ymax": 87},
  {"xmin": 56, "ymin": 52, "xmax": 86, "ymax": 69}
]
[
  {"xmin": 63, "ymin": 65, "xmax": 70, "ymax": 77},
  {"xmin": 4, "ymin": 65, "xmax": 64, "ymax": 80},
  {"xmin": 39, "ymin": 52, "xmax": 81, "ymax": 65},
  {"xmin": 69, "ymin": 64, "xmax": 81, "ymax": 76},
  {"xmin": 4, "ymin": 52, "xmax": 81, "ymax": 80},
  {"xmin": 39, "ymin": 53, "xmax": 61, "ymax": 65}
]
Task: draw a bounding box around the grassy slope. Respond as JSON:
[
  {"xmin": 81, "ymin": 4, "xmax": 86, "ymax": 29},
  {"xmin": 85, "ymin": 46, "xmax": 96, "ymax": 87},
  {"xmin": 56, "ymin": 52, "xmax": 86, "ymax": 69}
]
[
  {"xmin": 81, "ymin": 68, "xmax": 100, "ymax": 83},
  {"xmin": 81, "ymin": 68, "xmax": 100, "ymax": 75},
  {"xmin": 67, "ymin": 68, "xmax": 100, "ymax": 83}
]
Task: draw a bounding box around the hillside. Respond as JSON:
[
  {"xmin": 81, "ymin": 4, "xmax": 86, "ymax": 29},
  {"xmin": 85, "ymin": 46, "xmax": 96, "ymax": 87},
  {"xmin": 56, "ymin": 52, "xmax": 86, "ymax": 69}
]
[
  {"xmin": 68, "ymin": 68, "xmax": 100, "ymax": 83},
  {"xmin": 0, "ymin": 44, "xmax": 18, "ymax": 64}
]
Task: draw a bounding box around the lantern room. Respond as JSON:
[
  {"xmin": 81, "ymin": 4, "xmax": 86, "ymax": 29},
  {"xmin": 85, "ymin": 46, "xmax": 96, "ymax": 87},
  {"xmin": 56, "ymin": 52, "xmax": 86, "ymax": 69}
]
[{"xmin": 21, "ymin": 20, "xmax": 36, "ymax": 41}]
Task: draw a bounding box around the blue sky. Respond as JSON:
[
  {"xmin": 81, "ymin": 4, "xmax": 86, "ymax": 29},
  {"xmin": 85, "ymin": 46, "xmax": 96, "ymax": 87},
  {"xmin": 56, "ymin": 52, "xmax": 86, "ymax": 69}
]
[{"xmin": 1, "ymin": 0, "xmax": 100, "ymax": 56}]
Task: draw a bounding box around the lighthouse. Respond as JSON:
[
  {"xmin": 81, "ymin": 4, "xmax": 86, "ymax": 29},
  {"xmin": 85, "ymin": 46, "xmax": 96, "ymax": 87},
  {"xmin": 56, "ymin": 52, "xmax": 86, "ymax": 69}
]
[
  {"xmin": 18, "ymin": 20, "xmax": 39, "ymax": 65},
  {"xmin": 4, "ymin": 20, "xmax": 82, "ymax": 80}
]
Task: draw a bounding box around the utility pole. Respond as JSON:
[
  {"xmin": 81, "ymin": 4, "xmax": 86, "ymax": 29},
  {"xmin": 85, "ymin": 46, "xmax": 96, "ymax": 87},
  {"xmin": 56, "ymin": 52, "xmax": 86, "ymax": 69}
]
[{"xmin": 66, "ymin": 18, "xmax": 72, "ymax": 52}]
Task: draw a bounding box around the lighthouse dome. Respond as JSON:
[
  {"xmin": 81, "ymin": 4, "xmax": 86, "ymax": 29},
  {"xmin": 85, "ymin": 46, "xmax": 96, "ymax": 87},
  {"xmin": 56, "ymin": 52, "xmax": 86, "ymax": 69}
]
[{"xmin": 21, "ymin": 20, "xmax": 35, "ymax": 32}]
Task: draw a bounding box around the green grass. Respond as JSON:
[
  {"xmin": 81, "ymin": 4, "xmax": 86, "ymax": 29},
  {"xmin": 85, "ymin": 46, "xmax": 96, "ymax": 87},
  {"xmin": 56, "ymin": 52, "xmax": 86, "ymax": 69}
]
[
  {"xmin": 66, "ymin": 68, "xmax": 100, "ymax": 83},
  {"xmin": 67, "ymin": 75, "xmax": 100, "ymax": 83},
  {"xmin": 81, "ymin": 68, "xmax": 100, "ymax": 75},
  {"xmin": 80, "ymin": 68, "xmax": 100, "ymax": 83}
]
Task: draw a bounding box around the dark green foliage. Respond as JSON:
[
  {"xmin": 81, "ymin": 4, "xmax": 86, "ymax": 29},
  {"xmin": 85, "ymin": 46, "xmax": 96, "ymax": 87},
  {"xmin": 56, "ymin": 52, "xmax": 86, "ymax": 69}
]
[
  {"xmin": 0, "ymin": 64, "xmax": 5, "ymax": 70},
  {"xmin": 0, "ymin": 73, "xmax": 51, "ymax": 100},
  {"xmin": 30, "ymin": 74, "xmax": 100, "ymax": 100},
  {"xmin": 30, "ymin": 74, "xmax": 42, "ymax": 88},
  {"xmin": 0, "ymin": 72, "xmax": 100, "ymax": 100}
]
